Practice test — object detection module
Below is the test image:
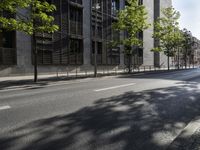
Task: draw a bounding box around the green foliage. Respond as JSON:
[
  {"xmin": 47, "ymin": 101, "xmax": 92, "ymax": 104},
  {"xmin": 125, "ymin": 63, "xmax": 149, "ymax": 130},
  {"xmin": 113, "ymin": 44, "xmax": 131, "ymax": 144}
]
[
  {"xmin": 112, "ymin": 0, "xmax": 150, "ymax": 55},
  {"xmin": 0, "ymin": 0, "xmax": 59, "ymax": 35},
  {"xmin": 152, "ymin": 7, "xmax": 182, "ymax": 57},
  {"xmin": 181, "ymin": 28, "xmax": 194, "ymax": 55}
]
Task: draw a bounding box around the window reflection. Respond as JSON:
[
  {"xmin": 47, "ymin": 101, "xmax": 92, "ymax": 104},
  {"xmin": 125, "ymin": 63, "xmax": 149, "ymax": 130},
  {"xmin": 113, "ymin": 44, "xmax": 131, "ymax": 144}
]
[{"xmin": 112, "ymin": 0, "xmax": 119, "ymax": 15}]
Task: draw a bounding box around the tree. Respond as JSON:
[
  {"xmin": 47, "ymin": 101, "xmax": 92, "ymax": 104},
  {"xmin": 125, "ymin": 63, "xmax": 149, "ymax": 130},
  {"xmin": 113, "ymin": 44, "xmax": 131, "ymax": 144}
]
[
  {"xmin": 152, "ymin": 7, "xmax": 182, "ymax": 70},
  {"xmin": 181, "ymin": 29, "xmax": 194, "ymax": 68},
  {"xmin": 173, "ymin": 28, "xmax": 185, "ymax": 69},
  {"xmin": 112, "ymin": 0, "xmax": 150, "ymax": 73},
  {"xmin": 0, "ymin": 0, "xmax": 59, "ymax": 82}
]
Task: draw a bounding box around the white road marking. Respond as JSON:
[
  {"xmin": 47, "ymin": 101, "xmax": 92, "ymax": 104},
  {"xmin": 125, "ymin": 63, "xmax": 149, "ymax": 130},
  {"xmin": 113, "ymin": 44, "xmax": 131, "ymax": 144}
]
[
  {"xmin": 0, "ymin": 105, "xmax": 11, "ymax": 111},
  {"xmin": 94, "ymin": 83, "xmax": 136, "ymax": 92}
]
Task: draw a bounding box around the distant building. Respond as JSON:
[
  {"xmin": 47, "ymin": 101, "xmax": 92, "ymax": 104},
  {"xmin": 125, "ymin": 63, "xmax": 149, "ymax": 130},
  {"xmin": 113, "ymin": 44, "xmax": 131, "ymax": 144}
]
[
  {"xmin": 173, "ymin": 35, "xmax": 200, "ymax": 68},
  {"xmin": 191, "ymin": 37, "xmax": 200, "ymax": 66},
  {"xmin": 0, "ymin": 0, "xmax": 172, "ymax": 76}
]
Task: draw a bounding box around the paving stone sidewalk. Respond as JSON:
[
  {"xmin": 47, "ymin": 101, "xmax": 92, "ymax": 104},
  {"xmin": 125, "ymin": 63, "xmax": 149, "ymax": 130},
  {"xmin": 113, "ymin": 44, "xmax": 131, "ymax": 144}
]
[
  {"xmin": 173, "ymin": 127, "xmax": 200, "ymax": 150},
  {"xmin": 187, "ymin": 127, "xmax": 200, "ymax": 150},
  {"xmin": 167, "ymin": 117, "xmax": 200, "ymax": 150}
]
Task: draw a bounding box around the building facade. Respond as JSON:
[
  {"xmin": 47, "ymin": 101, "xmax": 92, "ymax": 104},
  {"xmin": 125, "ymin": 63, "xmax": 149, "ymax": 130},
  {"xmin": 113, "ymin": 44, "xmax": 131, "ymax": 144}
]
[
  {"xmin": 0, "ymin": 0, "xmax": 172, "ymax": 76},
  {"xmin": 173, "ymin": 36, "xmax": 200, "ymax": 67}
]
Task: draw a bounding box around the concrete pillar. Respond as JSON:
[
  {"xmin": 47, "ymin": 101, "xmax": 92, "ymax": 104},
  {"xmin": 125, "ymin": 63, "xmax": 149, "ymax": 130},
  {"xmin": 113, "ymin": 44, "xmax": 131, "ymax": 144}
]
[
  {"xmin": 143, "ymin": 0, "xmax": 154, "ymax": 66},
  {"xmin": 16, "ymin": 31, "xmax": 32, "ymax": 73},
  {"xmin": 83, "ymin": 0, "xmax": 92, "ymax": 67},
  {"xmin": 154, "ymin": 0, "xmax": 160, "ymax": 67},
  {"xmin": 14, "ymin": 8, "xmax": 33, "ymax": 74}
]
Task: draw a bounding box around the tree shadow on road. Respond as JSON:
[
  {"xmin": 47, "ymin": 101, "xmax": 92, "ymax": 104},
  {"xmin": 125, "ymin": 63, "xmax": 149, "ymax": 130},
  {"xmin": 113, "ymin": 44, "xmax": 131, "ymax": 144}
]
[{"xmin": 1, "ymin": 82, "xmax": 200, "ymax": 150}]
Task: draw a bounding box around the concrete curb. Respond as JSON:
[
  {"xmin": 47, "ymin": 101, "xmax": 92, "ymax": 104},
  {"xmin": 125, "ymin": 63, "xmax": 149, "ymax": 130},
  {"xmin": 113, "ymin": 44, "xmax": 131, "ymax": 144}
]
[{"xmin": 167, "ymin": 117, "xmax": 200, "ymax": 150}]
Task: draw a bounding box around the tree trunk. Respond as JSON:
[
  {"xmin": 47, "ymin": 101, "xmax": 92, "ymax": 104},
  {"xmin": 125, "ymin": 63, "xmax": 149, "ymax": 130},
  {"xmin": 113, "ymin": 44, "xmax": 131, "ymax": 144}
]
[
  {"xmin": 185, "ymin": 54, "xmax": 187, "ymax": 69},
  {"xmin": 193, "ymin": 59, "xmax": 195, "ymax": 68},
  {"xmin": 33, "ymin": 33, "xmax": 38, "ymax": 83},
  {"xmin": 185, "ymin": 49, "xmax": 187, "ymax": 69},
  {"xmin": 178, "ymin": 47, "xmax": 180, "ymax": 69},
  {"xmin": 189, "ymin": 57, "xmax": 191, "ymax": 68},
  {"xmin": 94, "ymin": 41, "xmax": 97, "ymax": 77},
  {"xmin": 167, "ymin": 55, "xmax": 170, "ymax": 71},
  {"xmin": 128, "ymin": 54, "xmax": 132, "ymax": 73},
  {"xmin": 193, "ymin": 55, "xmax": 195, "ymax": 68}
]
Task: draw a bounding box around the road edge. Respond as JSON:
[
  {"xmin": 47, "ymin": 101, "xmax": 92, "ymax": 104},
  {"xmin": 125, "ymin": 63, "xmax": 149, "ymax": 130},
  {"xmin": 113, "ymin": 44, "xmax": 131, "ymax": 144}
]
[{"xmin": 167, "ymin": 116, "xmax": 200, "ymax": 150}]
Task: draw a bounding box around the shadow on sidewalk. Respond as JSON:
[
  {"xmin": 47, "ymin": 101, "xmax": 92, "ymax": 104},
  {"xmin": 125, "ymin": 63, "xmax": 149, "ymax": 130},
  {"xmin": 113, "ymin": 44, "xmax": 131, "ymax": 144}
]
[
  {"xmin": 0, "ymin": 76, "xmax": 90, "ymax": 91},
  {"xmin": 1, "ymin": 81, "xmax": 200, "ymax": 150}
]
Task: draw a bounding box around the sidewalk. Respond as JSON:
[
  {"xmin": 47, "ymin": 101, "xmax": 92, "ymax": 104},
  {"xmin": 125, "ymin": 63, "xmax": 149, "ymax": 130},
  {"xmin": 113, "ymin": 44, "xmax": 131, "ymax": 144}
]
[
  {"xmin": 0, "ymin": 69, "xmax": 127, "ymax": 91},
  {"xmin": 0, "ymin": 67, "xmax": 197, "ymax": 92},
  {"xmin": 0, "ymin": 66, "xmax": 196, "ymax": 83},
  {"xmin": 0, "ymin": 70, "xmax": 123, "ymax": 82},
  {"xmin": 167, "ymin": 117, "xmax": 200, "ymax": 150},
  {"xmin": 0, "ymin": 73, "xmax": 93, "ymax": 92},
  {"xmin": 0, "ymin": 74, "xmax": 59, "ymax": 82}
]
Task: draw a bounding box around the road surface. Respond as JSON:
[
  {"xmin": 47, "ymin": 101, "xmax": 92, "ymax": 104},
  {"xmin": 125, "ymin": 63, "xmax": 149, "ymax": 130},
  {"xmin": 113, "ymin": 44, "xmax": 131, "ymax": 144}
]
[{"xmin": 1, "ymin": 69, "xmax": 200, "ymax": 150}]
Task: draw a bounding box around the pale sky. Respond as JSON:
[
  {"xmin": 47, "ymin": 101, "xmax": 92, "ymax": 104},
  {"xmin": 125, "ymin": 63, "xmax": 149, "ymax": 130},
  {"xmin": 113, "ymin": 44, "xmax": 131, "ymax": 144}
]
[{"xmin": 172, "ymin": 0, "xmax": 200, "ymax": 39}]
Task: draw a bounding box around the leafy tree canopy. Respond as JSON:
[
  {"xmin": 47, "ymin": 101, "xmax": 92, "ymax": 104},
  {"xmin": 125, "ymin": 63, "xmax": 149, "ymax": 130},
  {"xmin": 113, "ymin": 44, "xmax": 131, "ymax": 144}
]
[
  {"xmin": 112, "ymin": 0, "xmax": 150, "ymax": 55},
  {"xmin": 152, "ymin": 7, "xmax": 182, "ymax": 57},
  {"xmin": 0, "ymin": 0, "xmax": 59, "ymax": 34},
  {"xmin": 181, "ymin": 28, "xmax": 194, "ymax": 54}
]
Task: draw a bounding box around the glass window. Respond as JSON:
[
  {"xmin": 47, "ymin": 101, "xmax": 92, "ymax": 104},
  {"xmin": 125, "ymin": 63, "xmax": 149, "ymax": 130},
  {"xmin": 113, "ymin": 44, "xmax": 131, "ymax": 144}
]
[
  {"xmin": 69, "ymin": 0, "xmax": 82, "ymax": 4},
  {"xmin": 0, "ymin": 31, "xmax": 16, "ymax": 65},
  {"xmin": 92, "ymin": 0, "xmax": 102, "ymax": 11},
  {"xmin": 91, "ymin": 41, "xmax": 102, "ymax": 64},
  {"xmin": 112, "ymin": 0, "xmax": 119, "ymax": 15},
  {"xmin": 69, "ymin": 38, "xmax": 83, "ymax": 65},
  {"xmin": 0, "ymin": 31, "xmax": 15, "ymax": 48},
  {"xmin": 138, "ymin": 48, "xmax": 143, "ymax": 57},
  {"xmin": 97, "ymin": 42, "xmax": 102, "ymax": 54},
  {"xmin": 36, "ymin": 0, "xmax": 83, "ymax": 66},
  {"xmin": 97, "ymin": 26, "xmax": 102, "ymax": 38},
  {"xmin": 139, "ymin": 0, "xmax": 143, "ymax": 5},
  {"xmin": 70, "ymin": 6, "xmax": 83, "ymax": 35}
]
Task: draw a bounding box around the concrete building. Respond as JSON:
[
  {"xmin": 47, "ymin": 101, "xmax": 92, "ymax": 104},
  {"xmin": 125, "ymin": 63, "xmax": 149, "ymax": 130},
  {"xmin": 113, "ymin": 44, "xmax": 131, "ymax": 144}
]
[
  {"xmin": 173, "ymin": 35, "xmax": 200, "ymax": 68},
  {"xmin": 0, "ymin": 0, "xmax": 172, "ymax": 76},
  {"xmin": 193, "ymin": 37, "xmax": 200, "ymax": 65}
]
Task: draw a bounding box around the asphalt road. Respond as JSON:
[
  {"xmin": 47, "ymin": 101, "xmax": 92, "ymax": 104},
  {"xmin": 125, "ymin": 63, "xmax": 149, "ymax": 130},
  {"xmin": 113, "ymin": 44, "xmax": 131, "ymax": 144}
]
[{"xmin": 1, "ymin": 69, "xmax": 200, "ymax": 150}]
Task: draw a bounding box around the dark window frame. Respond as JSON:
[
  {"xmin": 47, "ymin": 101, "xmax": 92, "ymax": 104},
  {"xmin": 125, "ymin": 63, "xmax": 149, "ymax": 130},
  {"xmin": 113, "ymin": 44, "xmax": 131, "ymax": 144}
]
[
  {"xmin": 91, "ymin": 0, "xmax": 120, "ymax": 65},
  {"xmin": 34, "ymin": 0, "xmax": 83, "ymax": 66}
]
